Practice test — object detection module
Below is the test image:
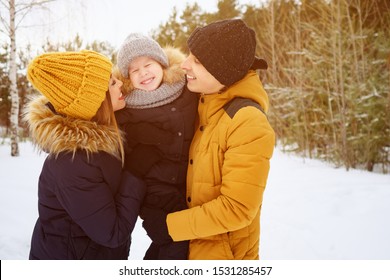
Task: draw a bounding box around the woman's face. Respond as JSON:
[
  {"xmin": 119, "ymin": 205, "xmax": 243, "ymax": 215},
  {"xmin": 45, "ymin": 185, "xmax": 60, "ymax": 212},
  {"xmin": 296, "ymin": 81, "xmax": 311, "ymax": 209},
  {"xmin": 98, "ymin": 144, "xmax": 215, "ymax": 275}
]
[{"xmin": 109, "ymin": 76, "xmax": 125, "ymax": 111}]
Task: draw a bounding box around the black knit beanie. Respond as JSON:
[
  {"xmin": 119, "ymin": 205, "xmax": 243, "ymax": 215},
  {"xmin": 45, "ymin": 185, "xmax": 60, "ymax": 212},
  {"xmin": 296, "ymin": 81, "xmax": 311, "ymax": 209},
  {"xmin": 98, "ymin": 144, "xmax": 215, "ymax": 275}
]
[{"xmin": 187, "ymin": 18, "xmax": 267, "ymax": 87}]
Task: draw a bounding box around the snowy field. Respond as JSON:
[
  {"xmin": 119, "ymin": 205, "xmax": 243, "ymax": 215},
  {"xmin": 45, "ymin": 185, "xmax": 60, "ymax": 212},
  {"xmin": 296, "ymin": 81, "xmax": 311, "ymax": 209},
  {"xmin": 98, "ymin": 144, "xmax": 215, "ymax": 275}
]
[{"xmin": 1, "ymin": 141, "xmax": 389, "ymax": 260}]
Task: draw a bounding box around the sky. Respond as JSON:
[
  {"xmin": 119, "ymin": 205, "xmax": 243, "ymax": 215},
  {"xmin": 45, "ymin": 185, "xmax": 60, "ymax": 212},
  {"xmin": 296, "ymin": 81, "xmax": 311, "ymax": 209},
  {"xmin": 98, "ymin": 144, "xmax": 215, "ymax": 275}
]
[
  {"xmin": 11, "ymin": 0, "xmax": 261, "ymax": 51},
  {"xmin": 1, "ymin": 140, "xmax": 390, "ymax": 261}
]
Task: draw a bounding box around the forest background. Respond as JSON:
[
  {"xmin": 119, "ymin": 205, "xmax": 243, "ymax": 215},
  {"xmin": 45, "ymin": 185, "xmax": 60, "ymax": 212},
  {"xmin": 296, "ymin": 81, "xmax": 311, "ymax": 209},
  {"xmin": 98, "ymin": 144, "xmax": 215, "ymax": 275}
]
[{"xmin": 1, "ymin": 0, "xmax": 389, "ymax": 173}]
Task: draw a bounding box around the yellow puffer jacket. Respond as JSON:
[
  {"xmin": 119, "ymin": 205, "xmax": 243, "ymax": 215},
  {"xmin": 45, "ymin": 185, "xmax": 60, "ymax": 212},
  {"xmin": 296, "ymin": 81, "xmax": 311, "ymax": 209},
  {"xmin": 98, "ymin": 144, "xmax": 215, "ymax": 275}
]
[{"xmin": 166, "ymin": 71, "xmax": 275, "ymax": 260}]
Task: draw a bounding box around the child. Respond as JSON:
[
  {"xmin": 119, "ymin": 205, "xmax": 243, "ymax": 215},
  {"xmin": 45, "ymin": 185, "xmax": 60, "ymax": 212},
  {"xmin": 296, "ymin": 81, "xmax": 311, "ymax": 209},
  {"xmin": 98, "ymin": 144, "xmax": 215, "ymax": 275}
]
[
  {"xmin": 140, "ymin": 19, "xmax": 276, "ymax": 260},
  {"xmin": 25, "ymin": 50, "xmax": 146, "ymax": 259},
  {"xmin": 114, "ymin": 33, "xmax": 197, "ymax": 260}
]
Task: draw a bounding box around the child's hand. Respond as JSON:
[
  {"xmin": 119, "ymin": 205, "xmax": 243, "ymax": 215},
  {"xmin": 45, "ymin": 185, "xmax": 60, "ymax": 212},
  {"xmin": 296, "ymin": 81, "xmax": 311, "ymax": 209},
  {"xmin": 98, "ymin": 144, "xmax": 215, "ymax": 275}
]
[{"xmin": 140, "ymin": 207, "xmax": 173, "ymax": 246}]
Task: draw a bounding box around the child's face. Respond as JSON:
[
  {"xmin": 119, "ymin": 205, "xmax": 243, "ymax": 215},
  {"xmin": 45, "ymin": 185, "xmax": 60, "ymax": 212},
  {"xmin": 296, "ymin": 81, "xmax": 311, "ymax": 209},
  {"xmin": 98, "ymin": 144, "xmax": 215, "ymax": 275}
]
[
  {"xmin": 109, "ymin": 76, "xmax": 125, "ymax": 111},
  {"xmin": 181, "ymin": 52, "xmax": 224, "ymax": 94},
  {"xmin": 128, "ymin": 56, "xmax": 164, "ymax": 91}
]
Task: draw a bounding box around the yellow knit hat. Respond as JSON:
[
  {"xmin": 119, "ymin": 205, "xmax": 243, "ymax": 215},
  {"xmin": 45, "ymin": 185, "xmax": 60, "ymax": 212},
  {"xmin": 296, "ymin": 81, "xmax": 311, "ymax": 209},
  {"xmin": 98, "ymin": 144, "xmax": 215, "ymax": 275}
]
[{"xmin": 27, "ymin": 50, "xmax": 112, "ymax": 120}]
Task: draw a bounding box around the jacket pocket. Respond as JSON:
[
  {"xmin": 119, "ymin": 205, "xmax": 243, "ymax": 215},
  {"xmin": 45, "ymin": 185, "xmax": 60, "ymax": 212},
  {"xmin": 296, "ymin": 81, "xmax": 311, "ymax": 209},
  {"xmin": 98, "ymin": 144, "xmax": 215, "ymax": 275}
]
[
  {"xmin": 69, "ymin": 236, "xmax": 93, "ymax": 259},
  {"xmin": 68, "ymin": 222, "xmax": 96, "ymax": 259},
  {"xmin": 211, "ymin": 143, "xmax": 223, "ymax": 186},
  {"xmin": 227, "ymin": 227, "xmax": 251, "ymax": 259}
]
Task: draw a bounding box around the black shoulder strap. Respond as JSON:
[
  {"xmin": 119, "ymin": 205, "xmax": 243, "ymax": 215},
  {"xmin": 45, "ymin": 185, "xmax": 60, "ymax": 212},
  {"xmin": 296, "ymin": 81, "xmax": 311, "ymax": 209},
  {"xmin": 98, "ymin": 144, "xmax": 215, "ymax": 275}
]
[{"xmin": 223, "ymin": 97, "xmax": 266, "ymax": 119}]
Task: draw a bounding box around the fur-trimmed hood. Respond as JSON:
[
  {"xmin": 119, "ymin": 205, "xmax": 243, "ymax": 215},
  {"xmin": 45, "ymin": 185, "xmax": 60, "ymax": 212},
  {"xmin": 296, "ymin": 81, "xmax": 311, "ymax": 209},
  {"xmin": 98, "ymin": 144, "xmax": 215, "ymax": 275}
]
[
  {"xmin": 24, "ymin": 95, "xmax": 122, "ymax": 158},
  {"xmin": 113, "ymin": 46, "xmax": 186, "ymax": 95}
]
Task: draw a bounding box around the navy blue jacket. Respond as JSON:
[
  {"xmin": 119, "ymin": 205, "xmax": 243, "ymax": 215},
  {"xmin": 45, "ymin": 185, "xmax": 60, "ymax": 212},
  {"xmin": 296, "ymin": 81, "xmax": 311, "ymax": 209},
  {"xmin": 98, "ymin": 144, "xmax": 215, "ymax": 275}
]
[
  {"xmin": 26, "ymin": 96, "xmax": 146, "ymax": 260},
  {"xmin": 115, "ymin": 87, "xmax": 197, "ymax": 196}
]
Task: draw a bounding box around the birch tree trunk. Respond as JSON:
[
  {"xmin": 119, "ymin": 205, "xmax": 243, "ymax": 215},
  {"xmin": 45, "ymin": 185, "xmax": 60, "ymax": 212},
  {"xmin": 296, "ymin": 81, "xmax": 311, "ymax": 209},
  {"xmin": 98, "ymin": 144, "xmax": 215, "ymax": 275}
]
[
  {"xmin": 9, "ymin": 0, "xmax": 19, "ymax": 157},
  {"xmin": 1, "ymin": 0, "xmax": 55, "ymax": 156}
]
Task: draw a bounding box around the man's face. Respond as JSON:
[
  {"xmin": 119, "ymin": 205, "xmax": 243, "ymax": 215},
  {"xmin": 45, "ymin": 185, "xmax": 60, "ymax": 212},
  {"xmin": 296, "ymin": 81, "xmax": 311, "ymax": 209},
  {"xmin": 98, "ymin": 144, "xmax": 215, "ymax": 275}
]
[{"xmin": 181, "ymin": 52, "xmax": 224, "ymax": 94}]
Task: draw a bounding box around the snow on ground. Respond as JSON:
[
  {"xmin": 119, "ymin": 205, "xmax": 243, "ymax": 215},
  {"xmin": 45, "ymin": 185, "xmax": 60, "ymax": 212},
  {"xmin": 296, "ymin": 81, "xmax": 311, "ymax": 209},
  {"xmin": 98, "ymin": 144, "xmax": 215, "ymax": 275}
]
[{"xmin": 1, "ymin": 141, "xmax": 389, "ymax": 260}]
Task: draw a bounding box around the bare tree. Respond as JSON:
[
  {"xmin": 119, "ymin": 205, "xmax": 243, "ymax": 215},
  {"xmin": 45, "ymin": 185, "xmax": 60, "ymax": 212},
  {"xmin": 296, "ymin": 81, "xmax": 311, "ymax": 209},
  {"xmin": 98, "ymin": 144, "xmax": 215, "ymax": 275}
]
[{"xmin": 0, "ymin": 0, "xmax": 54, "ymax": 156}]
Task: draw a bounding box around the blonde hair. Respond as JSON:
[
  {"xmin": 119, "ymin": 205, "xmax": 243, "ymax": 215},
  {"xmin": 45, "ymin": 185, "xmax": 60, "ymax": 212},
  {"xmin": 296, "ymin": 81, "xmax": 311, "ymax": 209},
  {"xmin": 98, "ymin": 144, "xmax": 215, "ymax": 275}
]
[{"xmin": 92, "ymin": 91, "xmax": 125, "ymax": 166}]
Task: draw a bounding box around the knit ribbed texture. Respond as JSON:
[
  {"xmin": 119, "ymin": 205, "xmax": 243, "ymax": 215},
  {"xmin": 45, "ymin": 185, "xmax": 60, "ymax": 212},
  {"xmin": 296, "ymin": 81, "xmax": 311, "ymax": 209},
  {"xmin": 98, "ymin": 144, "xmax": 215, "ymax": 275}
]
[
  {"xmin": 188, "ymin": 19, "xmax": 260, "ymax": 87},
  {"xmin": 27, "ymin": 50, "xmax": 112, "ymax": 120},
  {"xmin": 117, "ymin": 33, "xmax": 169, "ymax": 78},
  {"xmin": 125, "ymin": 77, "xmax": 185, "ymax": 109}
]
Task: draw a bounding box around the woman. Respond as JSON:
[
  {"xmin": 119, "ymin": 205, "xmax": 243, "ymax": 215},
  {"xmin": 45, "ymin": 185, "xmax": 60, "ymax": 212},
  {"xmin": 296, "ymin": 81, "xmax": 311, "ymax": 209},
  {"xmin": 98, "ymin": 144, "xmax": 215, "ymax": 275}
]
[{"xmin": 25, "ymin": 50, "xmax": 146, "ymax": 259}]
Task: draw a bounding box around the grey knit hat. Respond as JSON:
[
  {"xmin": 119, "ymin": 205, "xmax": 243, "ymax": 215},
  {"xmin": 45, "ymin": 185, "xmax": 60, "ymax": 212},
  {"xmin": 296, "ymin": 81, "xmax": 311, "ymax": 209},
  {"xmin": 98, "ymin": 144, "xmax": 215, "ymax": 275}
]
[
  {"xmin": 187, "ymin": 18, "xmax": 267, "ymax": 87},
  {"xmin": 117, "ymin": 33, "xmax": 169, "ymax": 78}
]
